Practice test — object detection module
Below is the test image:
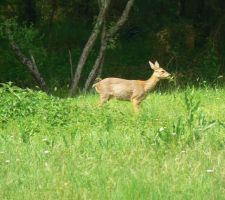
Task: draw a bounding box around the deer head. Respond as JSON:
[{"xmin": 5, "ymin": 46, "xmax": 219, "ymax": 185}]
[{"xmin": 149, "ymin": 61, "xmax": 171, "ymax": 79}]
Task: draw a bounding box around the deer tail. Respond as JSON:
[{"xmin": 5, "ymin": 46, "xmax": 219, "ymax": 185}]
[
  {"xmin": 92, "ymin": 83, "xmax": 97, "ymax": 88},
  {"xmin": 92, "ymin": 77, "xmax": 102, "ymax": 88}
]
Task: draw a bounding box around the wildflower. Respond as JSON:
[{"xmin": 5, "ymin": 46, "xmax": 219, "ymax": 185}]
[
  {"xmin": 44, "ymin": 150, "xmax": 49, "ymax": 154},
  {"xmin": 64, "ymin": 182, "xmax": 69, "ymax": 186},
  {"xmin": 206, "ymin": 169, "xmax": 214, "ymax": 173},
  {"xmin": 42, "ymin": 138, "xmax": 48, "ymax": 142},
  {"xmin": 45, "ymin": 162, "xmax": 51, "ymax": 171},
  {"xmin": 159, "ymin": 127, "xmax": 165, "ymax": 132},
  {"xmin": 171, "ymin": 132, "xmax": 176, "ymax": 136},
  {"xmin": 5, "ymin": 160, "xmax": 10, "ymax": 164}
]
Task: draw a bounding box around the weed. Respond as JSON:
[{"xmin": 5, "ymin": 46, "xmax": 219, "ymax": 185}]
[{"xmin": 0, "ymin": 83, "xmax": 224, "ymax": 199}]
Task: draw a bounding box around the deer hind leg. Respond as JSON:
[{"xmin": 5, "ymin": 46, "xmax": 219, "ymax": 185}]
[{"xmin": 98, "ymin": 94, "xmax": 110, "ymax": 107}]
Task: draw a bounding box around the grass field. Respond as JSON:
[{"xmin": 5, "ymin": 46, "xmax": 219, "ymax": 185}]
[{"xmin": 0, "ymin": 84, "xmax": 225, "ymax": 199}]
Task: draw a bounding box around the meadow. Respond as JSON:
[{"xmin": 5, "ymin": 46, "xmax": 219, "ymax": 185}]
[{"xmin": 0, "ymin": 83, "xmax": 224, "ymax": 199}]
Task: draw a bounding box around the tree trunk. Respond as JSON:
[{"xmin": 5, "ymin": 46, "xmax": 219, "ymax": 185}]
[
  {"xmin": 69, "ymin": 0, "xmax": 111, "ymax": 96},
  {"xmin": 97, "ymin": 57, "xmax": 104, "ymax": 78},
  {"xmin": 8, "ymin": 35, "xmax": 48, "ymax": 92},
  {"xmin": 84, "ymin": 23, "xmax": 107, "ymax": 91},
  {"xmin": 106, "ymin": 0, "xmax": 135, "ymax": 39},
  {"xmin": 4, "ymin": 20, "xmax": 48, "ymax": 91},
  {"xmin": 84, "ymin": 0, "xmax": 135, "ymax": 91}
]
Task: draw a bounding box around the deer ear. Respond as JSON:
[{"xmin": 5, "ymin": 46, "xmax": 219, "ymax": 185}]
[
  {"xmin": 154, "ymin": 61, "xmax": 160, "ymax": 69},
  {"xmin": 149, "ymin": 61, "xmax": 156, "ymax": 70}
]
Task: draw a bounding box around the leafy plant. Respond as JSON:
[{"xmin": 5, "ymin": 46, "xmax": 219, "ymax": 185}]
[{"xmin": 154, "ymin": 90, "xmax": 217, "ymax": 148}]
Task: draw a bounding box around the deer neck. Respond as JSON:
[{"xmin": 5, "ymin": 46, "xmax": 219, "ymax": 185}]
[{"xmin": 144, "ymin": 75, "xmax": 160, "ymax": 92}]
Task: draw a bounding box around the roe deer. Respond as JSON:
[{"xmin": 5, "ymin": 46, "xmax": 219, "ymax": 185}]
[{"xmin": 93, "ymin": 61, "xmax": 171, "ymax": 112}]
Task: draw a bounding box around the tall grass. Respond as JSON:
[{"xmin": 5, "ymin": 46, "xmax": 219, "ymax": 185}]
[{"xmin": 0, "ymin": 83, "xmax": 224, "ymax": 199}]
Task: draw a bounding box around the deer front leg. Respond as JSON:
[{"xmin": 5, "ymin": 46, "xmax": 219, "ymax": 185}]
[{"xmin": 131, "ymin": 99, "xmax": 141, "ymax": 112}]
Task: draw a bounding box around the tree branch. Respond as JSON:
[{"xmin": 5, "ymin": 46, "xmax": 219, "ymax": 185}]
[
  {"xmin": 6, "ymin": 27, "xmax": 48, "ymax": 92},
  {"xmin": 84, "ymin": 22, "xmax": 107, "ymax": 91},
  {"xmin": 69, "ymin": 0, "xmax": 111, "ymax": 96},
  {"xmin": 106, "ymin": 0, "xmax": 135, "ymax": 39},
  {"xmin": 84, "ymin": 0, "xmax": 135, "ymax": 91}
]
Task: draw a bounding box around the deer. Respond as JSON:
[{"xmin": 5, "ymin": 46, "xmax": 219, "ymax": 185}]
[{"xmin": 93, "ymin": 61, "xmax": 171, "ymax": 112}]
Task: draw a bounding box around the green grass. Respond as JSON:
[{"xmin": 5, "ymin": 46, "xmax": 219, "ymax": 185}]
[{"xmin": 0, "ymin": 84, "xmax": 225, "ymax": 199}]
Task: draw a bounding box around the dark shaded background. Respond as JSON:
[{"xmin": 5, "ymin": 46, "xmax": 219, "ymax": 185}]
[{"xmin": 1, "ymin": 0, "xmax": 225, "ymax": 91}]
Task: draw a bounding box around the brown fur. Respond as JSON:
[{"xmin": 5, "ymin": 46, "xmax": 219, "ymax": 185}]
[{"xmin": 93, "ymin": 61, "xmax": 171, "ymax": 112}]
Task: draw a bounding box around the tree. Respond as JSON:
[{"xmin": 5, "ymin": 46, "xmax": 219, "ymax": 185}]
[
  {"xmin": 8, "ymin": 38, "xmax": 48, "ymax": 92},
  {"xmin": 84, "ymin": 0, "xmax": 135, "ymax": 91},
  {"xmin": 69, "ymin": 0, "xmax": 111, "ymax": 96},
  {"xmin": 1, "ymin": 19, "xmax": 48, "ymax": 92}
]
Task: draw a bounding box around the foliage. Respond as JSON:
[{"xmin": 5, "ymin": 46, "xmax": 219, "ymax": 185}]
[
  {"xmin": 0, "ymin": 84, "xmax": 224, "ymax": 198},
  {"xmin": 0, "ymin": 83, "xmax": 72, "ymax": 126},
  {"xmin": 153, "ymin": 89, "xmax": 217, "ymax": 149},
  {"xmin": 0, "ymin": 0, "xmax": 225, "ymax": 90},
  {"xmin": 0, "ymin": 18, "xmax": 46, "ymax": 67},
  {"xmin": 199, "ymin": 39, "xmax": 221, "ymax": 80}
]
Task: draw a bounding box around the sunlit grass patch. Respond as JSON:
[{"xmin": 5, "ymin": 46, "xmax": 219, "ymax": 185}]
[{"xmin": 0, "ymin": 84, "xmax": 224, "ymax": 199}]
